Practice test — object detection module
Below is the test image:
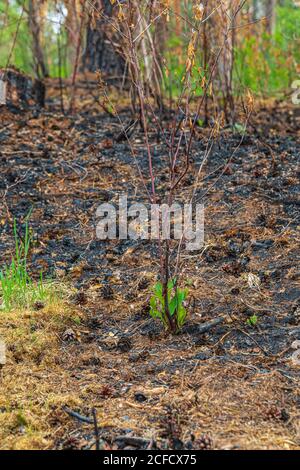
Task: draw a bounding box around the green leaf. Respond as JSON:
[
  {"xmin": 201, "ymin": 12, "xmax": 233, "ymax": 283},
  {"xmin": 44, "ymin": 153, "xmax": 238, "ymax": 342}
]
[
  {"xmin": 148, "ymin": 280, "xmax": 189, "ymax": 332},
  {"xmin": 177, "ymin": 304, "xmax": 187, "ymax": 328},
  {"xmin": 233, "ymin": 123, "xmax": 246, "ymax": 134},
  {"xmin": 154, "ymin": 281, "xmax": 162, "ymax": 294},
  {"xmin": 247, "ymin": 315, "xmax": 258, "ymax": 327},
  {"xmin": 153, "ymin": 282, "xmax": 164, "ymax": 303},
  {"xmin": 169, "ymin": 296, "xmax": 178, "ymax": 316},
  {"xmin": 167, "ymin": 278, "xmax": 176, "ymax": 290}
]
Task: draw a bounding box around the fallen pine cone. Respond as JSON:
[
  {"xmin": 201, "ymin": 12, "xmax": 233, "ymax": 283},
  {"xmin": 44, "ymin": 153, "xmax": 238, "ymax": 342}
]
[
  {"xmin": 292, "ymin": 306, "xmax": 300, "ymax": 325},
  {"xmin": 117, "ymin": 336, "xmax": 132, "ymax": 352},
  {"xmin": 265, "ymin": 406, "xmax": 290, "ymax": 422},
  {"xmin": 101, "ymin": 285, "xmax": 114, "ymax": 300},
  {"xmin": 138, "ymin": 278, "xmax": 149, "ymax": 290},
  {"xmin": 193, "ymin": 433, "xmax": 213, "ymax": 450},
  {"xmin": 99, "ymin": 384, "xmax": 114, "ymax": 399},
  {"xmin": 62, "ymin": 328, "xmax": 77, "ymax": 342},
  {"xmin": 160, "ymin": 406, "xmax": 183, "ymax": 449},
  {"xmin": 59, "ymin": 436, "xmax": 87, "ymax": 450},
  {"xmin": 72, "ymin": 291, "xmax": 87, "ymax": 305},
  {"xmin": 33, "ymin": 300, "xmax": 45, "ymax": 311}
]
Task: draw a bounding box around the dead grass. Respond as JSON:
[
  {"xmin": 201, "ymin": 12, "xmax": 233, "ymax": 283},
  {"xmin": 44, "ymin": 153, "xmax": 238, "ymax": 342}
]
[
  {"xmin": 0, "ymin": 297, "xmax": 83, "ymax": 449},
  {"xmin": 0, "ymin": 290, "xmax": 299, "ymax": 449}
]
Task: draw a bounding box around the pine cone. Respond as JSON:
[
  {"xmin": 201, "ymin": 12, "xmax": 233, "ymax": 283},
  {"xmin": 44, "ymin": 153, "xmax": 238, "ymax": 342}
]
[
  {"xmin": 33, "ymin": 300, "xmax": 45, "ymax": 310},
  {"xmin": 160, "ymin": 406, "xmax": 183, "ymax": 449},
  {"xmin": 138, "ymin": 278, "xmax": 149, "ymax": 290},
  {"xmin": 265, "ymin": 406, "xmax": 289, "ymax": 422},
  {"xmin": 293, "ymin": 306, "xmax": 300, "ymax": 325},
  {"xmin": 62, "ymin": 328, "xmax": 77, "ymax": 342},
  {"xmin": 101, "ymin": 285, "xmax": 114, "ymax": 300},
  {"xmin": 60, "ymin": 436, "xmax": 86, "ymax": 450},
  {"xmin": 194, "ymin": 434, "xmax": 213, "ymax": 450},
  {"xmin": 72, "ymin": 291, "xmax": 87, "ymax": 305},
  {"xmin": 117, "ymin": 336, "xmax": 132, "ymax": 352},
  {"xmin": 124, "ymin": 291, "xmax": 135, "ymax": 301},
  {"xmin": 99, "ymin": 385, "xmax": 114, "ymax": 399}
]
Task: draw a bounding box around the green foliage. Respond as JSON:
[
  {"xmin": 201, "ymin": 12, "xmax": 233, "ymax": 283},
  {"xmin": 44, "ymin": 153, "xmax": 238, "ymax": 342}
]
[
  {"xmin": 162, "ymin": 34, "xmax": 206, "ymax": 99},
  {"xmin": 0, "ymin": 214, "xmax": 56, "ymax": 311},
  {"xmin": 234, "ymin": 5, "xmax": 300, "ymax": 96},
  {"xmin": 0, "ymin": 1, "xmax": 32, "ymax": 74},
  {"xmin": 247, "ymin": 314, "xmax": 258, "ymax": 327},
  {"xmin": 149, "ymin": 278, "xmax": 188, "ymax": 332},
  {"xmin": 232, "ymin": 123, "xmax": 246, "ymax": 134},
  {"xmin": 15, "ymin": 410, "xmax": 28, "ymax": 428},
  {"xmin": 0, "ymin": 2, "xmax": 298, "ymax": 93},
  {"xmin": 164, "ymin": 5, "xmax": 300, "ymax": 99},
  {"xmin": 0, "ymin": 1, "xmax": 71, "ymax": 77}
]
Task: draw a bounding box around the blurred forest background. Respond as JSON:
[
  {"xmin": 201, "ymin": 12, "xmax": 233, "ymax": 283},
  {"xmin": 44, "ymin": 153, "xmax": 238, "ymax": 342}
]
[{"xmin": 0, "ymin": 0, "xmax": 299, "ymax": 100}]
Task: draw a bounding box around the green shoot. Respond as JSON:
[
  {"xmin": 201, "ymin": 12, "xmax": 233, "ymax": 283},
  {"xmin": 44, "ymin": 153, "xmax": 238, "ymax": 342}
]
[
  {"xmin": 0, "ymin": 215, "xmax": 57, "ymax": 311},
  {"xmin": 247, "ymin": 315, "xmax": 258, "ymax": 327},
  {"xmin": 149, "ymin": 278, "xmax": 188, "ymax": 333}
]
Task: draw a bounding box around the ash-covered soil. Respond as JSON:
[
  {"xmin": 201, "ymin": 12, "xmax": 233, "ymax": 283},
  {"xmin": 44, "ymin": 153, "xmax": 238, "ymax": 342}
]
[{"xmin": 0, "ymin": 87, "xmax": 299, "ymax": 449}]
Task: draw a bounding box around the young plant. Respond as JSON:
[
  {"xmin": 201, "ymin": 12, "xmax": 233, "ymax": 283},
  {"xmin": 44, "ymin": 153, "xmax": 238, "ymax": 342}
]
[
  {"xmin": 150, "ymin": 278, "xmax": 188, "ymax": 333},
  {"xmin": 92, "ymin": 1, "xmax": 250, "ymax": 334},
  {"xmin": 0, "ymin": 216, "xmax": 55, "ymax": 311},
  {"xmin": 0, "ymin": 216, "xmax": 31, "ymax": 310},
  {"xmin": 247, "ymin": 314, "xmax": 258, "ymax": 327}
]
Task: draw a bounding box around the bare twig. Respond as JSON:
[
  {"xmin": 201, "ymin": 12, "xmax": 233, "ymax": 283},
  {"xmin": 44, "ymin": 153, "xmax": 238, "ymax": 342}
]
[
  {"xmin": 92, "ymin": 408, "xmax": 100, "ymax": 450},
  {"xmin": 63, "ymin": 406, "xmax": 94, "ymax": 424}
]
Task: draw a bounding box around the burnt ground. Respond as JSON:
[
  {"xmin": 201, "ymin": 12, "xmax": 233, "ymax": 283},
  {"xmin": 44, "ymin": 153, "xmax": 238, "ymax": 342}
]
[{"xmin": 0, "ymin": 82, "xmax": 299, "ymax": 450}]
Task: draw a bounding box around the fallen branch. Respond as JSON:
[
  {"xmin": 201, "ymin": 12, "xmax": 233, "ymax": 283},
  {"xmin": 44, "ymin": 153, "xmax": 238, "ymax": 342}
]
[
  {"xmin": 63, "ymin": 406, "xmax": 94, "ymax": 424},
  {"xmin": 185, "ymin": 317, "xmax": 225, "ymax": 335},
  {"xmin": 92, "ymin": 408, "xmax": 100, "ymax": 451},
  {"xmin": 114, "ymin": 435, "xmax": 151, "ymax": 447}
]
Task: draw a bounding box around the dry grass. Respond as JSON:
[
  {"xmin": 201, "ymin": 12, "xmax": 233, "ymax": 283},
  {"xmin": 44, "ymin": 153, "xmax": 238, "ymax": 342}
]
[
  {"xmin": 0, "ymin": 291, "xmax": 299, "ymax": 450},
  {"xmin": 0, "ymin": 298, "xmax": 83, "ymax": 449}
]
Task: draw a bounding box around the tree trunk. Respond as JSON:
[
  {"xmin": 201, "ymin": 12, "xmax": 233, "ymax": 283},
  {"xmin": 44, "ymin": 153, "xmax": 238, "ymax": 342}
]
[
  {"xmin": 28, "ymin": 0, "xmax": 49, "ymax": 78},
  {"xmin": 214, "ymin": 0, "xmax": 237, "ymax": 124},
  {"xmin": 252, "ymin": 0, "xmax": 265, "ymax": 20},
  {"xmin": 265, "ymin": 0, "xmax": 276, "ymax": 35},
  {"xmin": 65, "ymin": 0, "xmax": 82, "ymax": 66},
  {"xmin": 0, "ymin": 68, "xmax": 45, "ymax": 108},
  {"xmin": 253, "ymin": 0, "xmax": 276, "ymax": 34},
  {"xmin": 174, "ymin": 0, "xmax": 182, "ymax": 37},
  {"xmin": 81, "ymin": 0, "xmax": 125, "ymax": 79}
]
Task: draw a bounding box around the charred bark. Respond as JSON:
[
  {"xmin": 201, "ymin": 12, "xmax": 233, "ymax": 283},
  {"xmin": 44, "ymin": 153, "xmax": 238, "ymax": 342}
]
[
  {"xmin": 0, "ymin": 68, "xmax": 45, "ymax": 108},
  {"xmin": 81, "ymin": 0, "xmax": 125, "ymax": 80},
  {"xmin": 265, "ymin": 0, "xmax": 276, "ymax": 35},
  {"xmin": 28, "ymin": 0, "xmax": 49, "ymax": 79}
]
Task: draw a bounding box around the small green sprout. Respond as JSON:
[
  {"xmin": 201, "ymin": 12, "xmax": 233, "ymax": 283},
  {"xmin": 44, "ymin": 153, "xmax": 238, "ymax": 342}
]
[
  {"xmin": 0, "ymin": 214, "xmax": 59, "ymax": 311},
  {"xmin": 247, "ymin": 314, "xmax": 258, "ymax": 327},
  {"xmin": 149, "ymin": 278, "xmax": 188, "ymax": 333}
]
